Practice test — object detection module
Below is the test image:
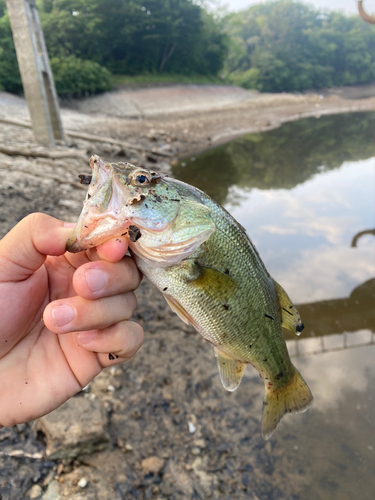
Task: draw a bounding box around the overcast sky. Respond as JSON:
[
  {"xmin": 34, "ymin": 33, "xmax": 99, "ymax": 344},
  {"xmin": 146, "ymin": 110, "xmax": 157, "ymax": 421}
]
[{"xmin": 222, "ymin": 0, "xmax": 363, "ymax": 15}]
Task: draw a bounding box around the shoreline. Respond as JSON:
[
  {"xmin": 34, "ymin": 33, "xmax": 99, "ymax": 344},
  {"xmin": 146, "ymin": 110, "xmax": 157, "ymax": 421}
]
[{"xmin": 1, "ymin": 87, "xmax": 375, "ymax": 163}]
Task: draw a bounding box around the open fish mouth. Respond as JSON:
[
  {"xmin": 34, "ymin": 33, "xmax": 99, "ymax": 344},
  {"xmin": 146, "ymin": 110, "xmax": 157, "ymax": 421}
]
[{"xmin": 67, "ymin": 155, "xmax": 126, "ymax": 252}]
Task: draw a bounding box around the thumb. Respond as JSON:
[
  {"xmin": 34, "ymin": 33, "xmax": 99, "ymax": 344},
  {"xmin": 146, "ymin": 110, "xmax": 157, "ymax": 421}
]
[{"xmin": 0, "ymin": 213, "xmax": 73, "ymax": 282}]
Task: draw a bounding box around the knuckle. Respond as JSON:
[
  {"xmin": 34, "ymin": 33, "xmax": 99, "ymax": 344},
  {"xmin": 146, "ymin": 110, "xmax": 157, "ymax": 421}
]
[
  {"xmin": 122, "ymin": 257, "xmax": 141, "ymax": 288},
  {"xmin": 133, "ymin": 321, "xmax": 144, "ymax": 342},
  {"xmin": 24, "ymin": 212, "xmax": 45, "ymax": 227},
  {"xmin": 124, "ymin": 291, "xmax": 138, "ymax": 313}
]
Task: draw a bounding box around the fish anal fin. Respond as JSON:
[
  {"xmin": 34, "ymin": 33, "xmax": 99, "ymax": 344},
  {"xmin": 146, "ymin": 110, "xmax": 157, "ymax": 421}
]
[
  {"xmin": 214, "ymin": 347, "xmax": 247, "ymax": 392},
  {"xmin": 262, "ymin": 367, "xmax": 313, "ymax": 440},
  {"xmin": 274, "ymin": 280, "xmax": 304, "ymax": 336}
]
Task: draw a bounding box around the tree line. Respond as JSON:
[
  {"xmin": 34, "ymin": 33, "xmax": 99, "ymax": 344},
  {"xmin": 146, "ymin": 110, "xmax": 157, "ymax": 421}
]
[
  {"xmin": 222, "ymin": 1, "xmax": 375, "ymax": 92},
  {"xmin": 0, "ymin": 0, "xmax": 227, "ymax": 96},
  {"xmin": 1, "ymin": 0, "xmax": 375, "ymax": 96}
]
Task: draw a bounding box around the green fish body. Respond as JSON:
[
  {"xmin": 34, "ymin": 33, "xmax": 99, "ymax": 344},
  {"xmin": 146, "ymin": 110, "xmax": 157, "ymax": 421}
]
[{"xmin": 67, "ymin": 156, "xmax": 313, "ymax": 439}]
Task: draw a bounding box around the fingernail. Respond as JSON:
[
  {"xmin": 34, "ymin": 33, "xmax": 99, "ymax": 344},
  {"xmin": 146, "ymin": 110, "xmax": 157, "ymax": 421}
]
[
  {"xmin": 52, "ymin": 304, "xmax": 75, "ymax": 327},
  {"xmin": 85, "ymin": 269, "xmax": 108, "ymax": 293},
  {"xmin": 64, "ymin": 222, "xmax": 76, "ymax": 228},
  {"xmin": 77, "ymin": 331, "xmax": 97, "ymax": 344}
]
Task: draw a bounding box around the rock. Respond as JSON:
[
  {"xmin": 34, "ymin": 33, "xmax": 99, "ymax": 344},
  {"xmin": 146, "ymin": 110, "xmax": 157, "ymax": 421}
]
[
  {"xmin": 141, "ymin": 456, "xmax": 165, "ymax": 475},
  {"xmin": 162, "ymin": 460, "xmax": 194, "ymax": 497},
  {"xmin": 78, "ymin": 477, "xmax": 88, "ymax": 488},
  {"xmin": 28, "ymin": 484, "xmax": 43, "ymax": 499},
  {"xmin": 188, "ymin": 422, "xmax": 196, "ymax": 434},
  {"xmin": 37, "ymin": 397, "xmax": 109, "ymax": 460},
  {"xmin": 41, "ymin": 480, "xmax": 62, "ymax": 500}
]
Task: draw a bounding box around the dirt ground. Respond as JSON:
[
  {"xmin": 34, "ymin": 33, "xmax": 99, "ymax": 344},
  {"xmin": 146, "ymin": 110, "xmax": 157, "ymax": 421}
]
[{"xmin": 0, "ymin": 85, "xmax": 374, "ymax": 500}]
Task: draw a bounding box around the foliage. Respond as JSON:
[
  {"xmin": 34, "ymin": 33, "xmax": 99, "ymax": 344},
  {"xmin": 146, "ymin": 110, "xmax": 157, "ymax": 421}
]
[
  {"xmin": 36, "ymin": 0, "xmax": 228, "ymax": 76},
  {"xmin": 0, "ymin": 0, "xmax": 227, "ymax": 95},
  {"xmin": 0, "ymin": 7, "xmax": 22, "ymax": 93},
  {"xmin": 222, "ymin": 0, "xmax": 375, "ymax": 92},
  {"xmin": 110, "ymin": 73, "xmax": 223, "ymax": 86},
  {"xmin": 172, "ymin": 112, "xmax": 375, "ymax": 204},
  {"xmin": 50, "ymin": 56, "xmax": 112, "ymax": 97}
]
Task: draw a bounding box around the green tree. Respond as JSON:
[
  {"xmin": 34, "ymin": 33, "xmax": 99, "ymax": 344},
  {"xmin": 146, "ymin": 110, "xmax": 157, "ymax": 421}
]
[
  {"xmin": 0, "ymin": 2, "xmax": 22, "ymax": 93},
  {"xmin": 37, "ymin": 0, "xmax": 227, "ymax": 75},
  {"xmin": 222, "ymin": 0, "xmax": 375, "ymax": 92}
]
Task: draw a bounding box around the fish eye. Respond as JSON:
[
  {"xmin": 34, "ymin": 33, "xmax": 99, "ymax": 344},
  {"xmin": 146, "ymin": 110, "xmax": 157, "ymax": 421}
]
[{"xmin": 132, "ymin": 171, "xmax": 151, "ymax": 187}]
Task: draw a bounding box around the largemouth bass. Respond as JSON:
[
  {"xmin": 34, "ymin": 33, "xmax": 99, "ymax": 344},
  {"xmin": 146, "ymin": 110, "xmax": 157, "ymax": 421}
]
[{"xmin": 67, "ymin": 155, "xmax": 313, "ymax": 439}]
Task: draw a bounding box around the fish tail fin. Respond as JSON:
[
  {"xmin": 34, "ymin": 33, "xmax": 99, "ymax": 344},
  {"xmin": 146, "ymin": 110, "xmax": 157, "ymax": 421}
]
[{"xmin": 261, "ymin": 367, "xmax": 313, "ymax": 440}]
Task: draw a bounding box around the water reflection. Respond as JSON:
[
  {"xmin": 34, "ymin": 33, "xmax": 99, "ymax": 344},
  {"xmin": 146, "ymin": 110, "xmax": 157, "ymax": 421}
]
[
  {"xmin": 173, "ymin": 112, "xmax": 375, "ymax": 499},
  {"xmin": 173, "ymin": 112, "xmax": 375, "ymax": 204}
]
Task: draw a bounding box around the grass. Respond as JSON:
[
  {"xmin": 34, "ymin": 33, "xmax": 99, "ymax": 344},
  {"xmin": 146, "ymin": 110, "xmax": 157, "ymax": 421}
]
[{"xmin": 110, "ymin": 73, "xmax": 225, "ymax": 87}]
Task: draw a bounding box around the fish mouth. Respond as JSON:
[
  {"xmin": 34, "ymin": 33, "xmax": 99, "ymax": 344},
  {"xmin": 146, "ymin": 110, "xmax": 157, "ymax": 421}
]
[{"xmin": 67, "ymin": 155, "xmax": 130, "ymax": 252}]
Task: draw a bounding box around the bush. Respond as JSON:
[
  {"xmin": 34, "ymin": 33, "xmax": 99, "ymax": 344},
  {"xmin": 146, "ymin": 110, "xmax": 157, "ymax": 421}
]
[
  {"xmin": 229, "ymin": 68, "xmax": 261, "ymax": 90},
  {"xmin": 50, "ymin": 56, "xmax": 112, "ymax": 97}
]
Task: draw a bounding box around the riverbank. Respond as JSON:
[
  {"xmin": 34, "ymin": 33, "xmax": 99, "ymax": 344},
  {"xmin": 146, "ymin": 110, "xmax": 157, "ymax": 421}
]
[{"xmin": 1, "ymin": 85, "xmax": 375, "ymax": 163}]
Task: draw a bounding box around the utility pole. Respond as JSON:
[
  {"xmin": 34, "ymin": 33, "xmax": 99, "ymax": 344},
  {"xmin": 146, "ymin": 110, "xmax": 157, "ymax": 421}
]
[{"xmin": 6, "ymin": 0, "xmax": 65, "ymax": 147}]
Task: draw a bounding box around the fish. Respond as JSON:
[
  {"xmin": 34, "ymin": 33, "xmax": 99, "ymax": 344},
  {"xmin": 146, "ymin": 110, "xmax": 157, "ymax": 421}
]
[{"xmin": 67, "ymin": 155, "xmax": 313, "ymax": 439}]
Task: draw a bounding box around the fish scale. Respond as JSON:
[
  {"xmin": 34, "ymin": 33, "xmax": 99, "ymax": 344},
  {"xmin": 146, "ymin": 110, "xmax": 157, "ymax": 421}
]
[{"xmin": 67, "ymin": 155, "xmax": 313, "ymax": 439}]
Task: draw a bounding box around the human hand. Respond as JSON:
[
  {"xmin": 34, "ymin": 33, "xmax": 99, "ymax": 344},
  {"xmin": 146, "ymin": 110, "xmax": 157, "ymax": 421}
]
[{"xmin": 0, "ymin": 213, "xmax": 143, "ymax": 427}]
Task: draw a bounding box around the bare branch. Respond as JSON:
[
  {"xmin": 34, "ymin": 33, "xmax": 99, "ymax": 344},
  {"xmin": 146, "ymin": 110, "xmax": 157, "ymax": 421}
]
[{"xmin": 358, "ymin": 1, "xmax": 375, "ymax": 24}]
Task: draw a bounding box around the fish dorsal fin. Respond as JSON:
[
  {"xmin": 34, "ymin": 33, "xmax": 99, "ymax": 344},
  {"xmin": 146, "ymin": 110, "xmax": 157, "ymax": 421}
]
[
  {"xmin": 273, "ymin": 280, "xmax": 304, "ymax": 336},
  {"xmin": 214, "ymin": 347, "xmax": 247, "ymax": 392}
]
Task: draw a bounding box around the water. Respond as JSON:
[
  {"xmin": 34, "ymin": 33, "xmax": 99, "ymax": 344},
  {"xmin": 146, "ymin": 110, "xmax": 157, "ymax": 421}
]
[{"xmin": 173, "ymin": 112, "xmax": 375, "ymax": 499}]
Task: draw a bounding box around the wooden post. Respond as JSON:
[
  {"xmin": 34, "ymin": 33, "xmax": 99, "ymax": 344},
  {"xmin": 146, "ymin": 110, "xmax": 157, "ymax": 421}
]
[{"xmin": 6, "ymin": 0, "xmax": 65, "ymax": 147}]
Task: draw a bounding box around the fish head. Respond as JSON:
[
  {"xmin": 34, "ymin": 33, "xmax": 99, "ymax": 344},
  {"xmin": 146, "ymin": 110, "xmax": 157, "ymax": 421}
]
[
  {"xmin": 67, "ymin": 155, "xmax": 215, "ymax": 265},
  {"xmin": 67, "ymin": 155, "xmax": 178, "ymax": 252}
]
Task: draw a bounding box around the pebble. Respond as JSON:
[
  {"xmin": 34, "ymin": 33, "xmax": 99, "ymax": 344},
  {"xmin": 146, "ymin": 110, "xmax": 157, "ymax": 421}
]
[
  {"xmin": 78, "ymin": 478, "xmax": 88, "ymax": 488},
  {"xmin": 28, "ymin": 484, "xmax": 42, "ymax": 499},
  {"xmin": 141, "ymin": 456, "xmax": 165, "ymax": 475},
  {"xmin": 194, "ymin": 439, "xmax": 206, "ymax": 449},
  {"xmin": 107, "ymin": 385, "xmax": 116, "ymax": 392},
  {"xmin": 188, "ymin": 422, "xmax": 196, "ymax": 434},
  {"xmin": 191, "ymin": 447, "xmax": 201, "ymax": 455}
]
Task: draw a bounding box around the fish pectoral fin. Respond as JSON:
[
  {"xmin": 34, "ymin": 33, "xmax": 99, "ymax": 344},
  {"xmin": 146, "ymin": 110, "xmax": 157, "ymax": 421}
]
[
  {"xmin": 274, "ymin": 280, "xmax": 304, "ymax": 336},
  {"xmin": 214, "ymin": 347, "xmax": 247, "ymax": 392},
  {"xmin": 262, "ymin": 367, "xmax": 313, "ymax": 440},
  {"xmin": 164, "ymin": 294, "xmax": 196, "ymax": 327}
]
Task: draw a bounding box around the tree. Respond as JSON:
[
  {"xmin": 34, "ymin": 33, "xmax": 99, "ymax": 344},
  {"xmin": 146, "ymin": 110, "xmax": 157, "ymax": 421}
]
[{"xmin": 222, "ymin": 0, "xmax": 375, "ymax": 92}]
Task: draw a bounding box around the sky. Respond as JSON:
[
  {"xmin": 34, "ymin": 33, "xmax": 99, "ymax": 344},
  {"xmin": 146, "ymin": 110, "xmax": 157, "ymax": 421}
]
[{"xmin": 223, "ymin": 0, "xmax": 363, "ymax": 15}]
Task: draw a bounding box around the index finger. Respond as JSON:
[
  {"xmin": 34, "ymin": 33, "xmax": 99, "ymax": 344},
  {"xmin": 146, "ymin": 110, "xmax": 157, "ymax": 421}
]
[{"xmin": 90, "ymin": 236, "xmax": 129, "ymax": 263}]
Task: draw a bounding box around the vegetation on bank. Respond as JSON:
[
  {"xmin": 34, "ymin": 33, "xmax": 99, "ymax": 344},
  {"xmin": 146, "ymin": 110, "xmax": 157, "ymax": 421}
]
[
  {"xmin": 222, "ymin": 1, "xmax": 375, "ymax": 92},
  {"xmin": 0, "ymin": 0, "xmax": 227, "ymax": 96},
  {"xmin": 1, "ymin": 0, "xmax": 375, "ymax": 96},
  {"xmin": 110, "ymin": 73, "xmax": 223, "ymax": 87}
]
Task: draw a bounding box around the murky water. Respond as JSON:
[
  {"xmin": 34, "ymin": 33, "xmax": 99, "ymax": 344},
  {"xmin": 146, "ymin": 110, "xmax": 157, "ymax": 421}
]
[{"xmin": 173, "ymin": 112, "xmax": 375, "ymax": 499}]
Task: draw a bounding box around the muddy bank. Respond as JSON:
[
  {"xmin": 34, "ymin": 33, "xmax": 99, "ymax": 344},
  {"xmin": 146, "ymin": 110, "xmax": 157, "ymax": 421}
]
[
  {"xmin": 63, "ymin": 85, "xmax": 375, "ymax": 157},
  {"xmin": 2, "ymin": 86, "xmax": 375, "ymax": 162}
]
